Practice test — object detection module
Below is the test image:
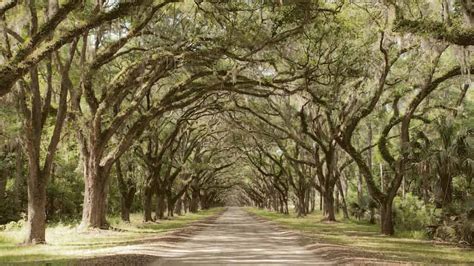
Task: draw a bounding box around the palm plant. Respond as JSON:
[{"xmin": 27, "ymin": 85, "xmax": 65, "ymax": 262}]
[{"xmin": 414, "ymin": 119, "xmax": 473, "ymax": 208}]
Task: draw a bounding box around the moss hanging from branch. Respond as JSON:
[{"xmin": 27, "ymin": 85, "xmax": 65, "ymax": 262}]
[{"xmin": 393, "ymin": 18, "xmax": 474, "ymax": 46}]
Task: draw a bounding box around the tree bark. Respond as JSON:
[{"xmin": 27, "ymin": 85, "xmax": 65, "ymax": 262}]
[
  {"xmin": 155, "ymin": 191, "xmax": 166, "ymax": 220},
  {"xmin": 439, "ymin": 173, "xmax": 453, "ymax": 207},
  {"xmin": 200, "ymin": 190, "xmax": 209, "ymax": 210},
  {"xmin": 25, "ymin": 166, "xmax": 47, "ymax": 244},
  {"xmin": 116, "ymin": 160, "xmax": 136, "ymax": 223},
  {"xmin": 0, "ymin": 165, "xmax": 6, "ymax": 199},
  {"xmin": 14, "ymin": 141, "xmax": 24, "ymax": 205},
  {"xmin": 175, "ymin": 197, "xmax": 183, "ymax": 216},
  {"xmin": 121, "ymin": 199, "xmax": 131, "ymax": 222},
  {"xmin": 190, "ymin": 187, "xmax": 200, "ymax": 213},
  {"xmin": 319, "ymin": 190, "xmax": 323, "ymax": 211},
  {"xmin": 120, "ymin": 187, "xmax": 135, "ymax": 223},
  {"xmin": 168, "ymin": 203, "xmax": 175, "ymax": 217},
  {"xmin": 305, "ymin": 189, "xmax": 311, "ymax": 214},
  {"xmin": 323, "ymin": 190, "xmax": 336, "ymax": 221},
  {"xmin": 296, "ymin": 192, "xmax": 306, "ymax": 217},
  {"xmin": 337, "ymin": 180, "xmax": 349, "ymax": 219},
  {"xmin": 380, "ymin": 199, "xmax": 394, "ymax": 235},
  {"xmin": 80, "ymin": 163, "xmax": 109, "ymax": 229},
  {"xmin": 46, "ymin": 166, "xmax": 56, "ymax": 220},
  {"xmin": 183, "ymin": 194, "xmax": 189, "ymax": 213},
  {"xmin": 143, "ymin": 184, "xmax": 154, "ymax": 222}
]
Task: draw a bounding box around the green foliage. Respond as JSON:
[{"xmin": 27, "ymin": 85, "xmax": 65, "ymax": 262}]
[
  {"xmin": 0, "ymin": 191, "xmax": 23, "ymax": 225},
  {"xmin": 46, "ymin": 177, "xmax": 83, "ymax": 222},
  {"xmin": 45, "ymin": 151, "xmax": 84, "ymax": 222},
  {"xmin": 348, "ymin": 195, "xmax": 377, "ymax": 223},
  {"xmin": 0, "ymin": 218, "xmax": 24, "ymax": 232},
  {"xmin": 434, "ymin": 197, "xmax": 474, "ymax": 245},
  {"xmin": 393, "ymin": 193, "xmax": 437, "ymax": 231}
]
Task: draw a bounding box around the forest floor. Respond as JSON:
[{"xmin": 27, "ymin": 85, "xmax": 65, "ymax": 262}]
[
  {"xmin": 246, "ymin": 207, "xmax": 474, "ymax": 264},
  {"xmin": 0, "ymin": 208, "xmax": 223, "ymax": 264}
]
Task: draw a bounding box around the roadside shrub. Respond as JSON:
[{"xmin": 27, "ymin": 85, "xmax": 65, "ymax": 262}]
[
  {"xmin": 0, "ymin": 191, "xmax": 23, "ymax": 225},
  {"xmin": 46, "ymin": 162, "xmax": 84, "ymax": 222},
  {"xmin": 396, "ymin": 230, "xmax": 427, "ymax": 239},
  {"xmin": 434, "ymin": 198, "xmax": 474, "ymax": 246},
  {"xmin": 393, "ymin": 193, "xmax": 437, "ymax": 231},
  {"xmin": 2, "ymin": 220, "xmax": 24, "ymax": 231},
  {"xmin": 348, "ymin": 195, "xmax": 377, "ymax": 223}
]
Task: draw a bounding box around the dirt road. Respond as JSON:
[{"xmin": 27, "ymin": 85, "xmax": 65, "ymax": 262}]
[
  {"xmin": 150, "ymin": 207, "xmax": 326, "ymax": 265},
  {"xmin": 79, "ymin": 207, "xmax": 368, "ymax": 265}
]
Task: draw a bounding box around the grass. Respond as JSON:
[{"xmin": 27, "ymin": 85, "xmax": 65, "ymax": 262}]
[
  {"xmin": 246, "ymin": 207, "xmax": 474, "ymax": 264},
  {"xmin": 0, "ymin": 208, "xmax": 223, "ymax": 264}
]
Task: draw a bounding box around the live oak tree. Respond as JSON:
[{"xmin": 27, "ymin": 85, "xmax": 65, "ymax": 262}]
[
  {"xmin": 0, "ymin": 0, "xmax": 172, "ymax": 97},
  {"xmin": 0, "ymin": 0, "xmax": 179, "ymax": 243},
  {"xmin": 1, "ymin": 0, "xmax": 80, "ymax": 243}
]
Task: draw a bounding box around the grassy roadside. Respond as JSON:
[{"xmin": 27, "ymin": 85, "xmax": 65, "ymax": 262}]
[
  {"xmin": 246, "ymin": 207, "xmax": 474, "ymax": 264},
  {"xmin": 0, "ymin": 208, "xmax": 223, "ymax": 264}
]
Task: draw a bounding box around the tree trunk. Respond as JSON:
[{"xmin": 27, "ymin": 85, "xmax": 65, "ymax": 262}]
[
  {"xmin": 143, "ymin": 185, "xmax": 154, "ymax": 222},
  {"xmin": 80, "ymin": 165, "xmax": 109, "ymax": 229},
  {"xmin": 357, "ymin": 168, "xmax": 363, "ymax": 206},
  {"xmin": 439, "ymin": 173, "xmax": 453, "ymax": 207},
  {"xmin": 116, "ymin": 160, "xmax": 136, "ymax": 223},
  {"xmin": 168, "ymin": 205, "xmax": 174, "ymax": 217},
  {"xmin": 296, "ymin": 192, "xmax": 306, "ymax": 217},
  {"xmin": 120, "ymin": 188, "xmax": 135, "ymax": 223},
  {"xmin": 23, "ymin": 121, "xmax": 48, "ymax": 244},
  {"xmin": 121, "ymin": 199, "xmax": 131, "ymax": 222},
  {"xmin": 190, "ymin": 188, "xmax": 200, "ymax": 213},
  {"xmin": 279, "ymin": 197, "xmax": 284, "ymax": 213},
  {"xmin": 305, "ymin": 189, "xmax": 311, "ymax": 214},
  {"xmin": 12, "ymin": 141, "xmax": 25, "ymax": 207},
  {"xmin": 319, "ymin": 190, "xmax": 323, "ymax": 211},
  {"xmin": 323, "ymin": 190, "xmax": 336, "ymax": 221},
  {"xmin": 155, "ymin": 192, "xmax": 166, "ymax": 220},
  {"xmin": 273, "ymin": 192, "xmax": 279, "ymax": 212},
  {"xmin": 369, "ymin": 206, "xmax": 376, "ymax": 224},
  {"xmin": 0, "ymin": 167, "xmax": 6, "ymax": 199},
  {"xmin": 46, "ymin": 166, "xmax": 56, "ymax": 220},
  {"xmin": 25, "ymin": 166, "xmax": 47, "ymax": 244},
  {"xmin": 175, "ymin": 197, "xmax": 183, "ymax": 216},
  {"xmin": 200, "ymin": 190, "xmax": 209, "ymax": 210},
  {"xmin": 380, "ymin": 200, "xmax": 394, "ymax": 235},
  {"xmin": 337, "ymin": 179, "xmax": 350, "ymax": 219},
  {"xmin": 167, "ymin": 196, "xmax": 175, "ymax": 217},
  {"xmin": 183, "ymin": 193, "xmax": 189, "ymax": 213}
]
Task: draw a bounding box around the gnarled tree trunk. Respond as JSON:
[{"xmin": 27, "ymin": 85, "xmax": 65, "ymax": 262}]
[
  {"xmin": 80, "ymin": 160, "xmax": 109, "ymax": 229},
  {"xmin": 380, "ymin": 199, "xmax": 394, "ymax": 235},
  {"xmin": 175, "ymin": 197, "xmax": 183, "ymax": 216},
  {"xmin": 155, "ymin": 191, "xmax": 166, "ymax": 220},
  {"xmin": 143, "ymin": 184, "xmax": 154, "ymax": 222},
  {"xmin": 116, "ymin": 160, "xmax": 136, "ymax": 223},
  {"xmin": 438, "ymin": 173, "xmax": 453, "ymax": 207},
  {"xmin": 323, "ymin": 190, "xmax": 336, "ymax": 221},
  {"xmin": 190, "ymin": 187, "xmax": 200, "ymax": 213},
  {"xmin": 25, "ymin": 164, "xmax": 47, "ymax": 244}
]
